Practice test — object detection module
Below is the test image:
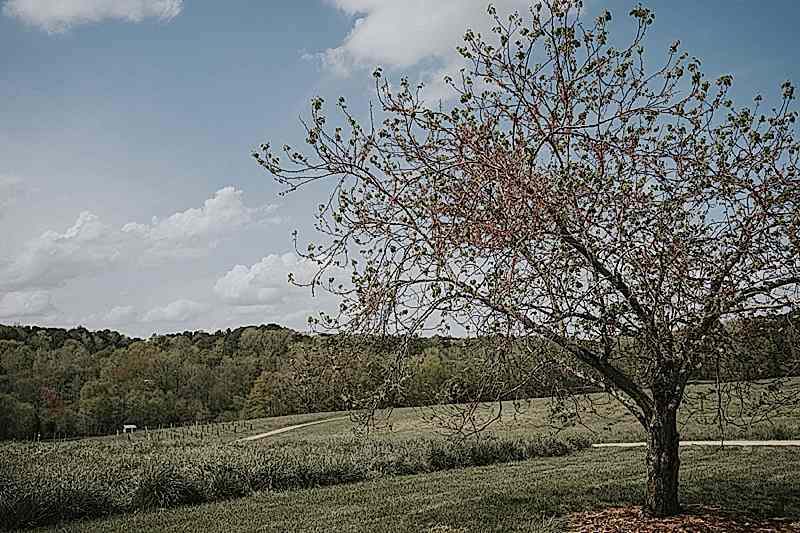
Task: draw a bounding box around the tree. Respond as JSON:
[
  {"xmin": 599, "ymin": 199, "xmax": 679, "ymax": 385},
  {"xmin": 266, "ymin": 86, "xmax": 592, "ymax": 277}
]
[
  {"xmin": 244, "ymin": 369, "xmax": 301, "ymax": 418},
  {"xmin": 79, "ymin": 379, "xmax": 124, "ymax": 433},
  {"xmin": 256, "ymin": 0, "xmax": 799, "ymax": 516},
  {"xmin": 0, "ymin": 393, "xmax": 37, "ymax": 440}
]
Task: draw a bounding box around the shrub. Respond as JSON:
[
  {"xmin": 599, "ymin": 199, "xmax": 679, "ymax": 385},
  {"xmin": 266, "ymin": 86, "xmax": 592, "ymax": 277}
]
[
  {"xmin": 0, "ymin": 475, "xmax": 116, "ymax": 531},
  {"xmin": 0, "ymin": 433, "xmax": 590, "ymax": 530},
  {"xmin": 203, "ymin": 463, "xmax": 251, "ymax": 500},
  {"xmin": 306, "ymin": 455, "xmax": 369, "ymax": 487},
  {"xmin": 523, "ymin": 434, "xmax": 591, "ymax": 458},
  {"xmin": 746, "ymin": 423, "xmax": 795, "ymax": 441},
  {"xmin": 466, "ymin": 437, "xmax": 525, "ymax": 466},
  {"xmin": 132, "ymin": 463, "xmax": 204, "ymax": 509},
  {"xmin": 427, "ymin": 440, "xmax": 465, "ymax": 471}
]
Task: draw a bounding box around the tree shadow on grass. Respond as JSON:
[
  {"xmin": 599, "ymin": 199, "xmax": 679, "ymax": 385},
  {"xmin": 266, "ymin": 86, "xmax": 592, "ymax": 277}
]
[
  {"xmin": 407, "ymin": 456, "xmax": 799, "ymax": 532},
  {"xmin": 681, "ymin": 477, "xmax": 800, "ymax": 519}
]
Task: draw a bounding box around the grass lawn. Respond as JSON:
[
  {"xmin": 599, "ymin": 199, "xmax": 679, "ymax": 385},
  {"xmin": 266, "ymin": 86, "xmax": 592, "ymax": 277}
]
[
  {"xmin": 33, "ymin": 446, "xmax": 800, "ymax": 533},
  {"xmin": 260, "ymin": 377, "xmax": 800, "ymax": 445}
]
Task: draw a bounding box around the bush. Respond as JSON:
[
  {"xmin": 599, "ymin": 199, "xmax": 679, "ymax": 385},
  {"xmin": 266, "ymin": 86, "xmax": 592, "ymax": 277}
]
[
  {"xmin": 0, "ymin": 433, "xmax": 590, "ymax": 530},
  {"xmin": 524, "ymin": 434, "xmax": 592, "ymax": 458},
  {"xmin": 0, "ymin": 475, "xmax": 116, "ymax": 531},
  {"xmin": 466, "ymin": 437, "xmax": 525, "ymax": 466},
  {"xmin": 132, "ymin": 463, "xmax": 204, "ymax": 510},
  {"xmin": 245, "ymin": 451, "xmax": 369, "ymax": 493},
  {"xmin": 745, "ymin": 423, "xmax": 795, "ymax": 441},
  {"xmin": 204, "ymin": 463, "xmax": 251, "ymax": 500},
  {"xmin": 427, "ymin": 440, "xmax": 466, "ymax": 470}
]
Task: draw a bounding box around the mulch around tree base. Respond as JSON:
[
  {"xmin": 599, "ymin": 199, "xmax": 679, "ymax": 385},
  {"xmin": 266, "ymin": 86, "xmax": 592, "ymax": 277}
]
[{"xmin": 565, "ymin": 506, "xmax": 800, "ymax": 532}]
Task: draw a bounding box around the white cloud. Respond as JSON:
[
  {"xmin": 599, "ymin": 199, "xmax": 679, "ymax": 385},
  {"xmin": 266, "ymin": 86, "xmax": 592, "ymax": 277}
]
[
  {"xmin": 3, "ymin": 0, "xmax": 183, "ymax": 33},
  {"xmin": 0, "ymin": 187, "xmax": 279, "ymax": 291},
  {"xmin": 142, "ymin": 299, "xmax": 207, "ymax": 323},
  {"xmin": 121, "ymin": 186, "xmax": 278, "ymax": 254},
  {"xmin": 214, "ymin": 253, "xmax": 322, "ymax": 306},
  {"xmin": 105, "ymin": 305, "xmax": 136, "ymax": 324},
  {"xmin": 76, "ymin": 305, "xmax": 137, "ymax": 328},
  {"xmin": 319, "ymin": 0, "xmax": 531, "ymax": 99},
  {"xmin": 221, "ymin": 305, "xmax": 323, "ymax": 332},
  {"xmin": 0, "ymin": 210, "xmax": 123, "ymax": 290},
  {"xmin": 213, "ymin": 254, "xmax": 346, "ymax": 330},
  {"xmin": 0, "ymin": 290, "xmax": 55, "ymax": 318}
]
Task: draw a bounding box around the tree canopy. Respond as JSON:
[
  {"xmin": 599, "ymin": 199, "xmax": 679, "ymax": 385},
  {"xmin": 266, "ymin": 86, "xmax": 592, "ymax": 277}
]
[{"xmin": 256, "ymin": 0, "xmax": 799, "ymax": 516}]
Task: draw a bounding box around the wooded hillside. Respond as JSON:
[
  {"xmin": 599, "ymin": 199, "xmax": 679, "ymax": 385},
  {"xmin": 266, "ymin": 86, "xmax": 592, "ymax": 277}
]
[{"xmin": 0, "ymin": 315, "xmax": 796, "ymax": 440}]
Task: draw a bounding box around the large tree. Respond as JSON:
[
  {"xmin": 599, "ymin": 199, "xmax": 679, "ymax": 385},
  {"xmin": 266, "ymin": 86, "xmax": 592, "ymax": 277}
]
[{"xmin": 256, "ymin": 0, "xmax": 799, "ymax": 517}]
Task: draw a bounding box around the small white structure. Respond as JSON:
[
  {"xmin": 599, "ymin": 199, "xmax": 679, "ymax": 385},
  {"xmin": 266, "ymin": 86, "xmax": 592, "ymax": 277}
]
[{"xmin": 122, "ymin": 424, "xmax": 137, "ymax": 433}]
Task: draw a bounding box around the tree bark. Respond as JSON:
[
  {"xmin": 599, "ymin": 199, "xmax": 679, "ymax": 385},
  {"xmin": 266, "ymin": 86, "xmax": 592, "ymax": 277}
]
[{"xmin": 644, "ymin": 398, "xmax": 681, "ymax": 517}]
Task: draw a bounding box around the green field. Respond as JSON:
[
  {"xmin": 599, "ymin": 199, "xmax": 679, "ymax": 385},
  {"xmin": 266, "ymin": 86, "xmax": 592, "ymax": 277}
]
[
  {"xmin": 245, "ymin": 377, "xmax": 800, "ymax": 446},
  {"xmin": 87, "ymin": 377, "xmax": 800, "ymax": 446},
  {"xmin": 3, "ymin": 379, "xmax": 800, "ymax": 532},
  {"xmin": 29, "ymin": 447, "xmax": 800, "ymax": 533}
]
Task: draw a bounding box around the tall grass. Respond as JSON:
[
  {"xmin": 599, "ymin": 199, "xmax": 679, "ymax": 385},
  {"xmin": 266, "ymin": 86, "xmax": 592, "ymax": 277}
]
[{"xmin": 0, "ymin": 433, "xmax": 590, "ymax": 531}]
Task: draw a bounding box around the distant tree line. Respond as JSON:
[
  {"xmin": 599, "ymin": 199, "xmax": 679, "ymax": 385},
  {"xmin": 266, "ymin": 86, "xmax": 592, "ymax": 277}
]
[{"xmin": 0, "ymin": 315, "xmax": 797, "ymax": 440}]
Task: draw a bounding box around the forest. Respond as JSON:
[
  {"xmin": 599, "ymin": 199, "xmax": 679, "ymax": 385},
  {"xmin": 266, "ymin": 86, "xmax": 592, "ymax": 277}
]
[{"xmin": 0, "ymin": 315, "xmax": 797, "ymax": 441}]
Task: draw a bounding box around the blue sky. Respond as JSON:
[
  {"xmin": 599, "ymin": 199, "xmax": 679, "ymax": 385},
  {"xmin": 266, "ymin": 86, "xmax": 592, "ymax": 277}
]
[{"xmin": 1, "ymin": 0, "xmax": 798, "ymax": 336}]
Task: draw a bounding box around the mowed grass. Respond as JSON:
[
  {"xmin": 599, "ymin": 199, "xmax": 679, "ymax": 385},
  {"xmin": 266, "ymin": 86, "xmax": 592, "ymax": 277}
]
[
  {"xmin": 260, "ymin": 377, "xmax": 800, "ymax": 445},
  {"xmin": 88, "ymin": 377, "xmax": 800, "ymax": 449},
  {"xmin": 32, "ymin": 446, "xmax": 800, "ymax": 533}
]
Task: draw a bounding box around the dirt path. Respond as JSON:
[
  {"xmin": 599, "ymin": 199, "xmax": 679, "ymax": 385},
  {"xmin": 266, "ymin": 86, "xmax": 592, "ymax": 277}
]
[
  {"xmin": 593, "ymin": 440, "xmax": 800, "ymax": 448},
  {"xmin": 236, "ymin": 416, "xmax": 349, "ymax": 442}
]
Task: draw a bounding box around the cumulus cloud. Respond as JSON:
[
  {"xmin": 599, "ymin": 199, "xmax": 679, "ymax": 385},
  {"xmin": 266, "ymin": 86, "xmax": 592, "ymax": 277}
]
[
  {"xmin": 0, "ymin": 290, "xmax": 55, "ymax": 319},
  {"xmin": 214, "ymin": 254, "xmax": 345, "ymax": 328},
  {"xmin": 213, "ymin": 253, "xmax": 323, "ymax": 306},
  {"xmin": 0, "ymin": 211, "xmax": 123, "ymax": 290},
  {"xmin": 76, "ymin": 305, "xmax": 138, "ymax": 329},
  {"xmin": 318, "ymin": 0, "xmax": 531, "ymax": 99},
  {"xmin": 3, "ymin": 0, "xmax": 183, "ymax": 33},
  {"xmin": 0, "ymin": 187, "xmax": 278, "ymax": 291},
  {"xmin": 142, "ymin": 299, "xmax": 207, "ymax": 323},
  {"xmin": 121, "ymin": 186, "xmax": 278, "ymax": 254}
]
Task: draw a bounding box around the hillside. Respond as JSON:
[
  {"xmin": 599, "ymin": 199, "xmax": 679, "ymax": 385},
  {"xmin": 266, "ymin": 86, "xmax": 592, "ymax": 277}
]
[
  {"xmin": 0, "ymin": 322, "xmax": 543, "ymax": 439},
  {"xmin": 0, "ymin": 315, "xmax": 797, "ymax": 441}
]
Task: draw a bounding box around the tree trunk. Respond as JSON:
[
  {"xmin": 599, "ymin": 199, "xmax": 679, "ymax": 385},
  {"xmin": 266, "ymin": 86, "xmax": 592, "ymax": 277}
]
[{"xmin": 644, "ymin": 400, "xmax": 681, "ymax": 517}]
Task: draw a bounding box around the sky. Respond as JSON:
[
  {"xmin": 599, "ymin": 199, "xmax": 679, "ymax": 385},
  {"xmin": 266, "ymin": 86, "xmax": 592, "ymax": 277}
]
[{"xmin": 1, "ymin": 0, "xmax": 799, "ymax": 337}]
